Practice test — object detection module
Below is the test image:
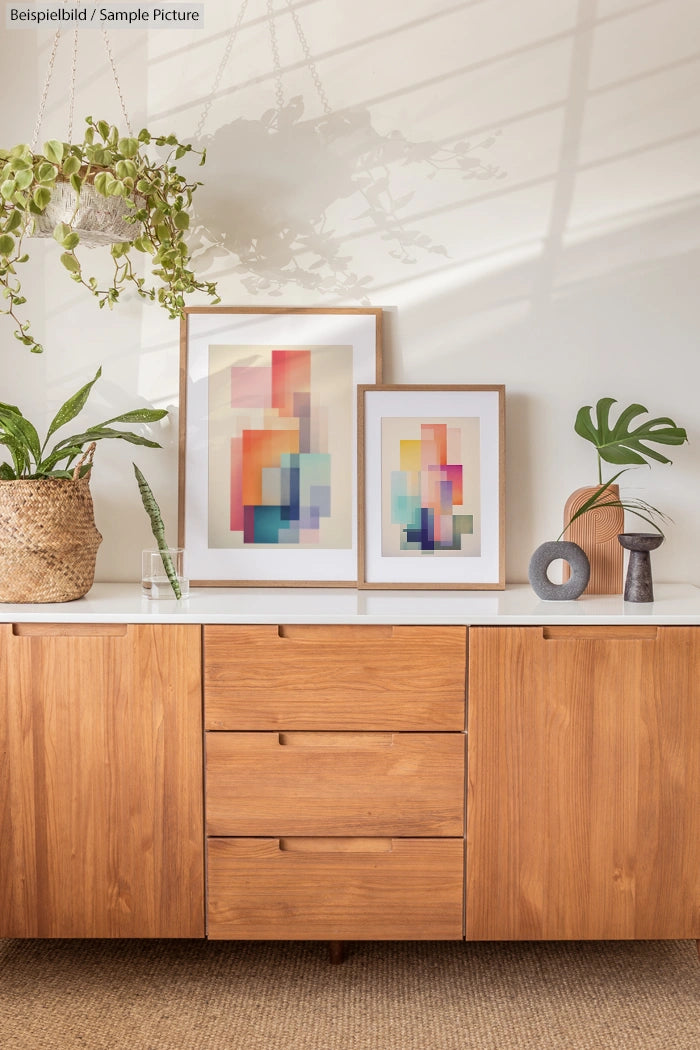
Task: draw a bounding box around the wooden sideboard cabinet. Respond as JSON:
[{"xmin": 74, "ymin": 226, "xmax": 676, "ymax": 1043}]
[
  {"xmin": 0, "ymin": 622, "xmax": 204, "ymax": 938},
  {"xmin": 467, "ymin": 626, "xmax": 700, "ymax": 941},
  {"xmin": 203, "ymin": 624, "xmax": 466, "ymax": 940},
  {"xmin": 1, "ymin": 594, "xmax": 698, "ymax": 952}
]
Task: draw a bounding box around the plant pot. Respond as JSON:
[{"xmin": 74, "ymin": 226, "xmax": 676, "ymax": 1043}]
[
  {"xmin": 32, "ymin": 176, "xmax": 144, "ymax": 247},
  {"xmin": 0, "ymin": 475, "xmax": 102, "ymax": 603},
  {"xmin": 562, "ymin": 484, "xmax": 624, "ymax": 594}
]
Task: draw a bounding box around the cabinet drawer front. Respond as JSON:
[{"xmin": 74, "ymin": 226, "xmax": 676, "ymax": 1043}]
[
  {"xmin": 207, "ymin": 837, "xmax": 464, "ymax": 940},
  {"xmin": 204, "ymin": 625, "xmax": 466, "ymax": 730},
  {"xmin": 206, "ymin": 731, "xmax": 465, "ymax": 836}
]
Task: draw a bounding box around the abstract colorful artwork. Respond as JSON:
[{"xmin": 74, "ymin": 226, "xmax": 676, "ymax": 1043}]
[
  {"xmin": 359, "ymin": 386, "xmax": 504, "ymax": 589},
  {"xmin": 208, "ymin": 343, "xmax": 353, "ymax": 550},
  {"xmin": 181, "ymin": 307, "xmax": 381, "ymax": 584},
  {"xmin": 381, "ymin": 417, "xmax": 481, "ymax": 557}
]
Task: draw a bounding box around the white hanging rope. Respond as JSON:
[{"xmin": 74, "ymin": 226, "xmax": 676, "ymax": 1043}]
[
  {"xmin": 31, "ymin": 28, "xmax": 62, "ymax": 150},
  {"xmin": 67, "ymin": 27, "xmax": 79, "ymax": 142},
  {"xmin": 101, "ymin": 28, "xmax": 133, "ymax": 134},
  {"xmin": 30, "ymin": 10, "xmax": 133, "ymax": 149}
]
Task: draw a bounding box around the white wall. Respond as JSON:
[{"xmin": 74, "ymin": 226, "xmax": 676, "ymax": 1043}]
[{"xmin": 1, "ymin": 0, "xmax": 698, "ymax": 584}]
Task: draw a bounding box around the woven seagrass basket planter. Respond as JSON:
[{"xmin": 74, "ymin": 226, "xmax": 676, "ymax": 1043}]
[
  {"xmin": 0, "ymin": 473, "xmax": 102, "ymax": 603},
  {"xmin": 32, "ymin": 177, "xmax": 144, "ymax": 248}
]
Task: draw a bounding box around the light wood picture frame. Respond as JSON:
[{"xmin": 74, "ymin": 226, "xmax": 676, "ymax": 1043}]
[
  {"xmin": 358, "ymin": 384, "xmax": 505, "ymax": 589},
  {"xmin": 179, "ymin": 307, "xmax": 382, "ymax": 586}
]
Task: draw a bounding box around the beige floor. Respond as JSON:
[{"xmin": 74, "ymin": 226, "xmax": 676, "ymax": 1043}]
[{"xmin": 1, "ymin": 938, "xmax": 698, "ymax": 1050}]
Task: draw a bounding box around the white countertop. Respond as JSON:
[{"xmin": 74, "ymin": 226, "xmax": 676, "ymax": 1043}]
[{"xmin": 1, "ymin": 582, "xmax": 700, "ymax": 625}]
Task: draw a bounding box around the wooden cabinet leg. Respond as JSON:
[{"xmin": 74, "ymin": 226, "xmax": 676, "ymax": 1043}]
[{"xmin": 328, "ymin": 940, "xmax": 347, "ymax": 964}]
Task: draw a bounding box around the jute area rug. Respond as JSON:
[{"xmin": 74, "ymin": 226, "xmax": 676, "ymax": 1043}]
[{"xmin": 1, "ymin": 938, "xmax": 698, "ymax": 1050}]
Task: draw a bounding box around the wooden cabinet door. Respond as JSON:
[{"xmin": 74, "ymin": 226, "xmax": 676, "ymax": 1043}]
[
  {"xmin": 467, "ymin": 626, "xmax": 700, "ymax": 940},
  {"xmin": 0, "ymin": 623, "xmax": 204, "ymax": 938}
]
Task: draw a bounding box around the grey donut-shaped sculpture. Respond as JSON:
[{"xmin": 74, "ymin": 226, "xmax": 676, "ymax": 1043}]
[{"xmin": 528, "ymin": 540, "xmax": 590, "ymax": 601}]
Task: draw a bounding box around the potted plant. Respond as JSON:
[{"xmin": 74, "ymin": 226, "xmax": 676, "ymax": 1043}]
[
  {"xmin": 561, "ymin": 397, "xmax": 687, "ymax": 594},
  {"xmin": 0, "ymin": 116, "xmax": 220, "ymax": 354},
  {"xmin": 0, "ymin": 366, "xmax": 167, "ymax": 602},
  {"xmin": 529, "ymin": 397, "xmax": 687, "ymax": 602}
]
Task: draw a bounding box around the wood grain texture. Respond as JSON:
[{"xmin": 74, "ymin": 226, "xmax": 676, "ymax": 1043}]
[
  {"xmin": 205, "ymin": 731, "xmax": 465, "ymax": 836},
  {"xmin": 207, "ymin": 837, "xmax": 464, "ymax": 940},
  {"xmin": 563, "ymin": 485, "xmax": 624, "ymax": 594},
  {"xmin": 0, "ymin": 623, "xmax": 204, "ymax": 938},
  {"xmin": 466, "ymin": 626, "xmax": 700, "ymax": 940},
  {"xmin": 204, "ymin": 624, "xmax": 467, "ymax": 730}
]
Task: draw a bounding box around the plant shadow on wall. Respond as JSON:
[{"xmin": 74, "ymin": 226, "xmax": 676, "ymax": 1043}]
[{"xmin": 189, "ymin": 98, "xmax": 506, "ymax": 298}]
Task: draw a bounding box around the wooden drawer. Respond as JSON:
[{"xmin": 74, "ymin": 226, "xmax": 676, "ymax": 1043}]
[
  {"xmin": 207, "ymin": 837, "xmax": 464, "ymax": 940},
  {"xmin": 206, "ymin": 731, "xmax": 465, "ymax": 836},
  {"xmin": 203, "ymin": 624, "xmax": 466, "ymax": 730}
]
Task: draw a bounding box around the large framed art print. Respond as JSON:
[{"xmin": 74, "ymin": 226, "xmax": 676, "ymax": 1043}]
[
  {"xmin": 179, "ymin": 307, "xmax": 382, "ymax": 586},
  {"xmin": 358, "ymin": 385, "xmax": 505, "ymax": 589}
]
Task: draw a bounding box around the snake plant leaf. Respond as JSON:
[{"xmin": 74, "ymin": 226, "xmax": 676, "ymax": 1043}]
[
  {"xmin": 575, "ymin": 397, "xmax": 688, "ymax": 467},
  {"xmin": 133, "ymin": 462, "xmax": 181, "ymax": 599},
  {"xmin": 44, "ymin": 367, "xmax": 103, "ymax": 444}
]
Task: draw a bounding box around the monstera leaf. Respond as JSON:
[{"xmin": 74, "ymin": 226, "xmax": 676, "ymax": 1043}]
[{"xmin": 575, "ymin": 397, "xmax": 687, "ymax": 477}]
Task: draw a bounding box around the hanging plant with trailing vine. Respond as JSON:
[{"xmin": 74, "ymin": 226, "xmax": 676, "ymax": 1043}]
[{"xmin": 0, "ymin": 116, "xmax": 220, "ymax": 353}]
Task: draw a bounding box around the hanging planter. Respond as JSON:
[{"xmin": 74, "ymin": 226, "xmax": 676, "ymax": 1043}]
[
  {"xmin": 31, "ymin": 172, "xmax": 146, "ymax": 248},
  {"xmin": 0, "ymin": 117, "xmax": 219, "ymax": 353}
]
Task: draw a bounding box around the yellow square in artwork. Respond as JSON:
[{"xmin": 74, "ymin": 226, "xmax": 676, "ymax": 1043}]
[{"xmin": 399, "ymin": 439, "xmax": 422, "ymax": 471}]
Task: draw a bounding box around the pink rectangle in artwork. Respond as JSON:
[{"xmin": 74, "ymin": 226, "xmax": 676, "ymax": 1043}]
[
  {"xmin": 271, "ymin": 350, "xmax": 311, "ymax": 417},
  {"xmin": 230, "ymin": 366, "xmax": 272, "ymax": 408},
  {"xmin": 230, "ymin": 436, "xmax": 244, "ymax": 531}
]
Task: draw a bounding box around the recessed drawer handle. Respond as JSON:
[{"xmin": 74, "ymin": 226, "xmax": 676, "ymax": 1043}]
[
  {"xmin": 12, "ymin": 623, "xmax": 128, "ymax": 638},
  {"xmin": 276, "ymin": 625, "xmax": 395, "ymax": 641},
  {"xmin": 278, "ymin": 837, "xmax": 393, "ymax": 853},
  {"xmin": 277, "ymin": 732, "xmax": 395, "ymax": 748},
  {"xmin": 542, "ymin": 626, "xmax": 658, "ymax": 641}
]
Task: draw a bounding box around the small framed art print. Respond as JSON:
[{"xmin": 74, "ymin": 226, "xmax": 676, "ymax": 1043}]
[
  {"xmin": 179, "ymin": 307, "xmax": 382, "ymax": 586},
  {"xmin": 358, "ymin": 385, "xmax": 505, "ymax": 589}
]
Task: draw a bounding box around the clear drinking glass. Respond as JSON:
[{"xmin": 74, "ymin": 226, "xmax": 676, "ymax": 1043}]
[{"xmin": 141, "ymin": 548, "xmax": 190, "ymax": 599}]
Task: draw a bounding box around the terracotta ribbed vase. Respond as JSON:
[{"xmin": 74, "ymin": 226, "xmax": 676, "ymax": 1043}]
[{"xmin": 562, "ymin": 484, "xmax": 624, "ymax": 595}]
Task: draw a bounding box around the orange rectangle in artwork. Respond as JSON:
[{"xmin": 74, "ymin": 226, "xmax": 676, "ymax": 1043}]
[
  {"xmin": 241, "ymin": 428, "xmax": 299, "ymax": 505},
  {"xmin": 421, "ymin": 423, "xmax": 448, "ymax": 466}
]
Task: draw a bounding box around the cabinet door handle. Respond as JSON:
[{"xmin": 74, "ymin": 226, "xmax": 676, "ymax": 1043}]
[
  {"xmin": 278, "ymin": 838, "xmax": 393, "ymax": 853},
  {"xmin": 542, "ymin": 626, "xmax": 658, "ymax": 641}
]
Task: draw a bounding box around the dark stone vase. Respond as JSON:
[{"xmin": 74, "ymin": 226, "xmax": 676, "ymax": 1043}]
[{"xmin": 618, "ymin": 533, "xmax": 664, "ymax": 603}]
